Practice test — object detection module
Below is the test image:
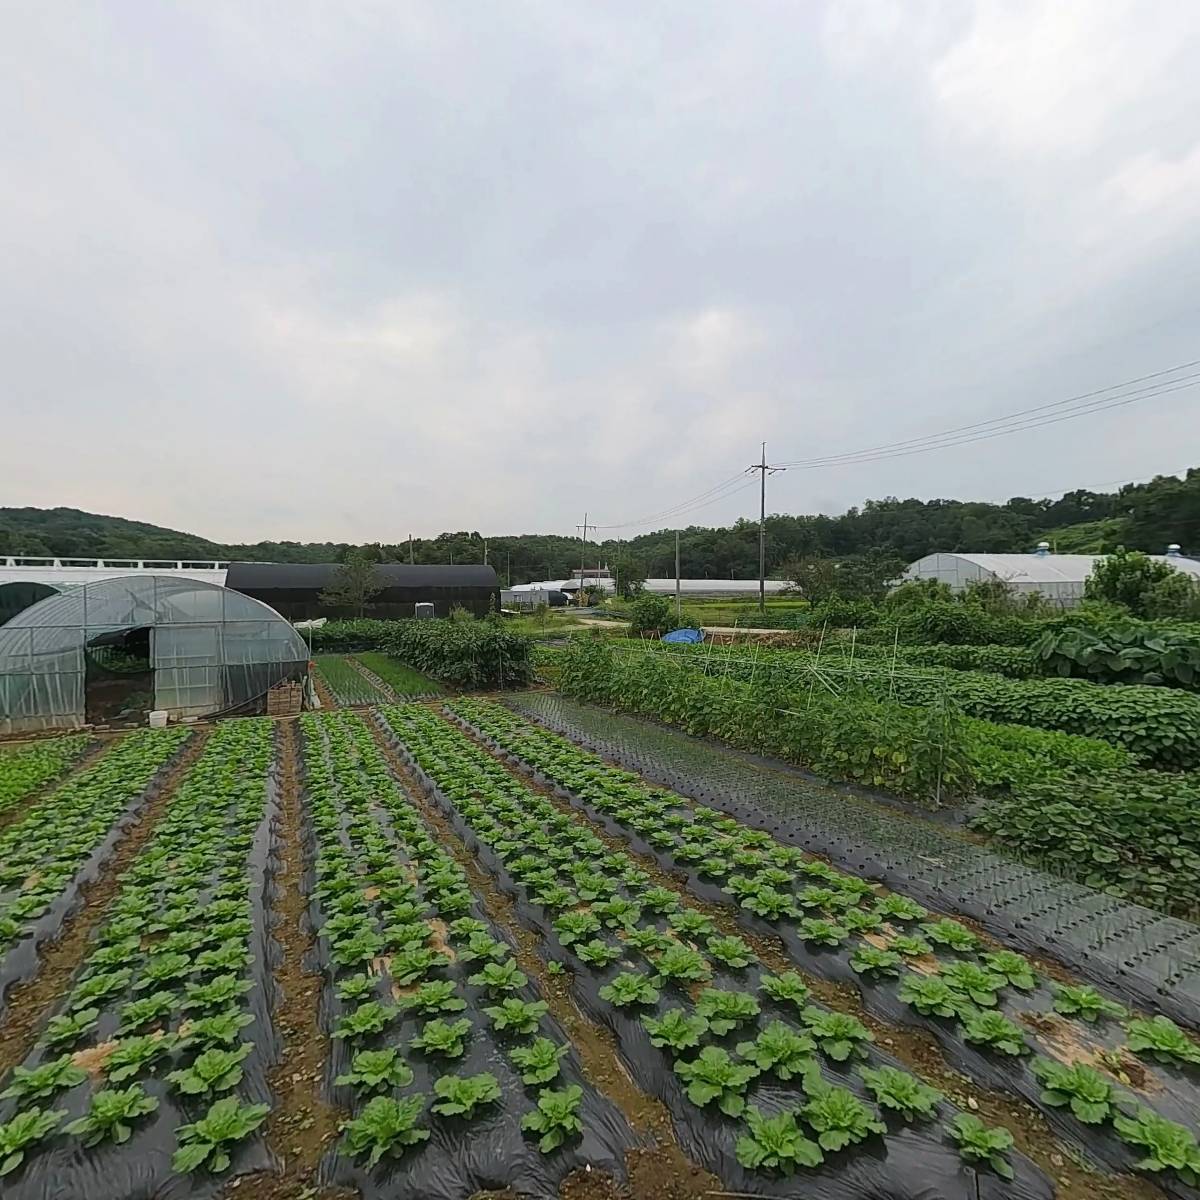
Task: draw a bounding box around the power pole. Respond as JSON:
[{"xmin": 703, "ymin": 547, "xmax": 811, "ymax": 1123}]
[
  {"xmin": 675, "ymin": 530, "xmax": 681, "ymax": 624},
  {"xmin": 576, "ymin": 512, "xmax": 595, "ymax": 607},
  {"xmin": 748, "ymin": 442, "xmax": 786, "ymax": 612},
  {"xmin": 408, "ymin": 533, "xmax": 414, "ymax": 565},
  {"xmin": 483, "ymin": 538, "xmax": 488, "ymax": 566}
]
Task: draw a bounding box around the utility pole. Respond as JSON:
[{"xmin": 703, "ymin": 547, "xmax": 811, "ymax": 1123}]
[
  {"xmin": 675, "ymin": 530, "xmax": 681, "ymax": 624},
  {"xmin": 576, "ymin": 512, "xmax": 595, "ymax": 607},
  {"xmin": 408, "ymin": 533, "xmax": 414, "ymax": 565},
  {"xmin": 748, "ymin": 441, "xmax": 786, "ymax": 613},
  {"xmin": 483, "ymin": 538, "xmax": 488, "ymax": 566}
]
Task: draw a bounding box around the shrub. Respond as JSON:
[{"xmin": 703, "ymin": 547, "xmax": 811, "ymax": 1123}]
[
  {"xmin": 381, "ymin": 619, "xmax": 533, "ymax": 689},
  {"xmin": 629, "ymin": 594, "xmax": 673, "ymax": 636}
]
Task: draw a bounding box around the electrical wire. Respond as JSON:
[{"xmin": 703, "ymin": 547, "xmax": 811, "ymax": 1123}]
[
  {"xmin": 778, "ymin": 376, "xmax": 1200, "ymax": 470},
  {"xmin": 594, "ymin": 471, "xmax": 755, "ymax": 530},
  {"xmin": 776, "ymin": 360, "xmax": 1200, "ymax": 468}
]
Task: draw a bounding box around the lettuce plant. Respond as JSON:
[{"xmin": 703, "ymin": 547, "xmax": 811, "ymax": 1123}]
[
  {"xmin": 1, "ymin": 1054, "xmax": 86, "ymax": 1101},
  {"xmin": 921, "ymin": 920, "xmax": 979, "ymax": 953},
  {"xmin": 397, "ymin": 981, "xmax": 466, "ymax": 1017},
  {"xmin": 333, "ymin": 1000, "xmax": 397, "ymax": 1040},
  {"xmin": 341, "ymin": 1095, "xmax": 429, "ymax": 1166},
  {"xmin": 335, "ymin": 1048, "xmax": 415, "ymax": 1093},
  {"xmin": 598, "ymin": 972, "xmax": 660, "ymax": 1008},
  {"xmin": 695, "ymin": 988, "xmax": 761, "ymax": 1035},
  {"xmin": 0, "ymin": 1107, "xmax": 65, "ymax": 1177},
  {"xmin": 802, "ymin": 1081, "xmax": 886, "ymax": 1151},
  {"xmin": 797, "ymin": 918, "xmax": 848, "ymax": 948},
  {"xmin": 1124, "ymin": 1016, "xmax": 1200, "ymax": 1066},
  {"xmin": 947, "ymin": 1113, "xmax": 1015, "ymax": 1179},
  {"xmin": 735, "ymin": 1106, "xmax": 823, "ymax": 1173},
  {"xmin": 1031, "ymin": 1059, "xmax": 1115, "ymax": 1124},
  {"xmin": 960, "ymin": 1010, "xmax": 1026, "ymax": 1056},
  {"xmin": 522, "ymin": 1085, "xmax": 583, "ymax": 1153},
  {"xmin": 891, "ymin": 934, "xmax": 933, "ymax": 957},
  {"xmin": 760, "ymin": 971, "xmax": 810, "ymax": 1009},
  {"xmin": 65, "ymin": 1085, "xmax": 158, "ymax": 1146},
  {"xmin": 801, "ymin": 1008, "xmax": 872, "ymax": 1062},
  {"xmin": 872, "ymin": 894, "xmax": 927, "ymax": 922},
  {"xmin": 410, "ymin": 1018, "xmax": 473, "ymax": 1059},
  {"xmin": 705, "ymin": 934, "xmax": 757, "ymax": 969},
  {"xmin": 858, "ymin": 1065, "xmax": 941, "ymax": 1121},
  {"xmin": 432, "ymin": 1072, "xmax": 501, "ymax": 1118},
  {"xmin": 940, "ymin": 962, "xmax": 1005, "ymax": 1007},
  {"xmin": 898, "ymin": 975, "xmax": 965, "ymax": 1019},
  {"xmin": 180, "ymin": 1013, "xmax": 253, "ymax": 1050},
  {"xmin": 172, "ymin": 1096, "xmax": 270, "ymax": 1173},
  {"xmin": 40, "ymin": 1007, "xmax": 99, "ymax": 1048},
  {"xmin": 849, "ymin": 946, "xmax": 901, "ymax": 978},
  {"xmin": 981, "ymin": 950, "xmax": 1037, "ymax": 991},
  {"xmin": 643, "ymin": 1009, "xmax": 709, "ymax": 1054},
  {"xmin": 485, "ymin": 998, "xmax": 548, "ymax": 1034},
  {"xmin": 736, "ymin": 1021, "xmax": 815, "ymax": 1080},
  {"xmin": 469, "ymin": 959, "xmax": 528, "ymax": 994},
  {"xmin": 1051, "ymin": 984, "xmax": 1126, "ymax": 1023},
  {"xmin": 509, "ymin": 1037, "xmax": 570, "ymax": 1085},
  {"xmin": 1113, "ymin": 1108, "xmax": 1200, "ymax": 1185},
  {"xmin": 575, "ymin": 939, "xmax": 622, "ymax": 967},
  {"xmin": 651, "ymin": 944, "xmax": 711, "ymax": 984},
  {"xmin": 673, "ymin": 1047, "xmax": 759, "ymax": 1117},
  {"xmin": 668, "ymin": 909, "xmax": 716, "ymax": 939},
  {"xmin": 167, "ymin": 1044, "xmax": 252, "ymax": 1097}
]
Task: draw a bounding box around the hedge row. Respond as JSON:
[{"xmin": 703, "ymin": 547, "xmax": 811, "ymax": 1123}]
[
  {"xmin": 304, "ymin": 619, "xmax": 397, "ymax": 653},
  {"xmin": 658, "ymin": 643, "xmax": 1200, "ymax": 769},
  {"xmin": 380, "ymin": 619, "xmax": 533, "ymax": 689},
  {"xmin": 556, "ymin": 642, "xmax": 1199, "ymax": 914}
]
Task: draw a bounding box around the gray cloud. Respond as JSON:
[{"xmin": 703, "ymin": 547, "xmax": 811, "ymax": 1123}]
[{"xmin": 3, "ymin": 0, "xmax": 1199, "ymax": 543}]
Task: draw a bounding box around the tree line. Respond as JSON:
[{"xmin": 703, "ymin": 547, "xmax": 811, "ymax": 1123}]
[{"xmin": 3, "ymin": 468, "xmax": 1198, "ymax": 584}]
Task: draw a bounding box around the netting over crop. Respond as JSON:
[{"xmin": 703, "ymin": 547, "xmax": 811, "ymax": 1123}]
[{"xmin": 0, "ymin": 575, "xmax": 308, "ymax": 733}]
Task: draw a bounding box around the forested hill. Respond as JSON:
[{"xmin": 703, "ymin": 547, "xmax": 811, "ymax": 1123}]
[{"xmin": 2, "ymin": 468, "xmax": 1198, "ymax": 583}]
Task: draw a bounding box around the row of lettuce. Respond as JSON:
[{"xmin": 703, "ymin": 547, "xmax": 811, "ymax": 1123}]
[
  {"xmin": 384, "ymin": 700, "xmax": 1200, "ymax": 1189},
  {"xmin": 545, "ymin": 641, "xmax": 1200, "ymax": 916},
  {"xmin": 0, "ymin": 720, "xmax": 273, "ymax": 1182},
  {"xmin": 0, "ymin": 734, "xmax": 91, "ymax": 821}
]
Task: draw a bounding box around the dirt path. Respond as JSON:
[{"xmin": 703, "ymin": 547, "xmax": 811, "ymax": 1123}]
[
  {"xmin": 0, "ymin": 729, "xmax": 209, "ymax": 1076},
  {"xmin": 366, "ymin": 715, "xmax": 721, "ymax": 1200},
  {"xmin": 230, "ymin": 718, "xmax": 350, "ymax": 1200},
  {"xmin": 443, "ymin": 710, "xmax": 1161, "ymax": 1200}
]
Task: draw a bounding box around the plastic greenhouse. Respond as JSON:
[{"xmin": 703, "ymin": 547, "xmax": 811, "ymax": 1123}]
[{"xmin": 0, "ymin": 575, "xmax": 309, "ymax": 734}]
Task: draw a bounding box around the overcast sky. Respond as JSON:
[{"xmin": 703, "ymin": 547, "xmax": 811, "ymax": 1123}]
[{"xmin": 3, "ymin": 1, "xmax": 1200, "ymax": 543}]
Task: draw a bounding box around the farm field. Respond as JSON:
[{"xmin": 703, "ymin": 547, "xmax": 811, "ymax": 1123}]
[
  {"xmin": 0, "ymin": 699, "xmax": 1197, "ymax": 1199},
  {"xmin": 314, "ymin": 654, "xmax": 440, "ymax": 708}
]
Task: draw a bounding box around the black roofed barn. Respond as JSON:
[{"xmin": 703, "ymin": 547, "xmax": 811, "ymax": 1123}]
[{"xmin": 223, "ymin": 562, "xmax": 501, "ymax": 621}]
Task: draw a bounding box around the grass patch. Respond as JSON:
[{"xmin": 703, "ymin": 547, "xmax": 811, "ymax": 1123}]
[{"xmin": 353, "ymin": 652, "xmax": 442, "ymax": 697}]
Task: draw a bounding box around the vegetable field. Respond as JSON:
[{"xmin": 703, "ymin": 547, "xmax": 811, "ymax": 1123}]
[{"xmin": 1, "ymin": 699, "xmax": 1197, "ymax": 1200}]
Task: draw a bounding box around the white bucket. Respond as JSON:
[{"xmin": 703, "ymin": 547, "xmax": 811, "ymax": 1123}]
[{"xmin": 148, "ymin": 710, "xmax": 169, "ymax": 728}]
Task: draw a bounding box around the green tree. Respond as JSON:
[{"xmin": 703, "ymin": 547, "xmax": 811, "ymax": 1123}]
[
  {"xmin": 319, "ymin": 551, "xmax": 385, "ymax": 617},
  {"xmin": 630, "ymin": 594, "xmax": 672, "ymax": 635},
  {"xmin": 613, "ymin": 555, "xmax": 646, "ymax": 599},
  {"xmin": 1084, "ymin": 547, "xmax": 1180, "ymax": 617}
]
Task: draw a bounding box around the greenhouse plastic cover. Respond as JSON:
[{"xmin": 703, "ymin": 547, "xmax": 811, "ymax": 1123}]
[{"xmin": 0, "ymin": 574, "xmax": 308, "ymax": 733}]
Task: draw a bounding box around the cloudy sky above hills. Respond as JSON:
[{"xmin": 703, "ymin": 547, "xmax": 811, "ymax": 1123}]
[{"xmin": 4, "ymin": 1, "xmax": 1199, "ymax": 542}]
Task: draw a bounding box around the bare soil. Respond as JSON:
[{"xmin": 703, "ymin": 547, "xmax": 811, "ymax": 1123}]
[
  {"xmin": 231, "ymin": 718, "xmax": 346, "ymax": 1200},
  {"xmin": 449, "ymin": 712, "xmax": 1163, "ymax": 1200},
  {"xmin": 0, "ymin": 728, "xmax": 209, "ymax": 1076}
]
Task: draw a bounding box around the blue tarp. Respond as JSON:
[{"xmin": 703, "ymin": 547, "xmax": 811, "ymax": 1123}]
[{"xmin": 661, "ymin": 628, "xmax": 704, "ymax": 644}]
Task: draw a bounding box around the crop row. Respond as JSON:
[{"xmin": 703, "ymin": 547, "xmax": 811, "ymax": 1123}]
[
  {"xmin": 445, "ymin": 697, "xmax": 1200, "ymax": 1193},
  {"xmin": 555, "ymin": 640, "xmax": 1200, "ymax": 911},
  {"xmin": 315, "ymin": 655, "xmax": 393, "ymax": 706},
  {"xmin": 0, "ymin": 718, "xmax": 275, "ymax": 1189},
  {"xmin": 376, "ymin": 702, "xmax": 1066, "ymax": 1193},
  {"xmin": 0, "ymin": 734, "xmax": 92, "ymax": 819},
  {"xmin": 651, "ymin": 640, "xmax": 1200, "ymax": 768},
  {"xmin": 0, "ymin": 727, "xmax": 191, "ymax": 972},
  {"xmin": 298, "ymin": 710, "xmax": 633, "ymax": 1192}
]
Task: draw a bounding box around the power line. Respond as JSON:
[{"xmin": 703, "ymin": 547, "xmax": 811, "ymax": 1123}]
[
  {"xmin": 777, "ymin": 360, "xmax": 1200, "ymax": 468},
  {"xmin": 778, "ymin": 375, "xmax": 1200, "ymax": 470},
  {"xmin": 594, "ymin": 471, "xmax": 756, "ymax": 531}
]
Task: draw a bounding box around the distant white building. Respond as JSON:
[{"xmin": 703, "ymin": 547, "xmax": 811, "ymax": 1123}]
[{"xmin": 903, "ymin": 544, "xmax": 1200, "ymax": 607}]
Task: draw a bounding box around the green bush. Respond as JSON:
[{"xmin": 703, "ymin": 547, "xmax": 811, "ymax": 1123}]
[
  {"xmin": 380, "ymin": 620, "xmax": 532, "ymax": 689},
  {"xmin": 305, "ymin": 619, "xmax": 397, "ymax": 653},
  {"xmin": 691, "ymin": 645, "xmax": 1200, "ymax": 768},
  {"xmin": 1084, "ymin": 547, "xmax": 1200, "ymax": 618},
  {"xmin": 1032, "ymin": 621, "xmax": 1200, "ymax": 689},
  {"xmin": 629, "ymin": 594, "xmax": 673, "ymax": 636}
]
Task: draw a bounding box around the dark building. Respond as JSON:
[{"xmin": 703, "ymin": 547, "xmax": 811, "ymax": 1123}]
[{"xmin": 224, "ymin": 562, "xmax": 501, "ymax": 621}]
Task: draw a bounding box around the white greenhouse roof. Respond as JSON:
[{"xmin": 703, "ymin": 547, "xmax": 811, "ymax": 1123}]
[{"xmin": 907, "ymin": 552, "xmax": 1200, "ymax": 585}]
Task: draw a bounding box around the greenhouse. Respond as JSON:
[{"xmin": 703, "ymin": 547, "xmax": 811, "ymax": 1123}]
[
  {"xmin": 902, "ymin": 546, "xmax": 1200, "ymax": 607},
  {"xmin": 0, "ymin": 575, "xmax": 310, "ymax": 734}
]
